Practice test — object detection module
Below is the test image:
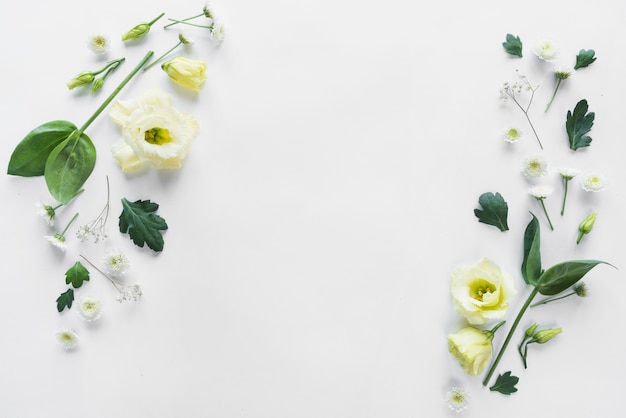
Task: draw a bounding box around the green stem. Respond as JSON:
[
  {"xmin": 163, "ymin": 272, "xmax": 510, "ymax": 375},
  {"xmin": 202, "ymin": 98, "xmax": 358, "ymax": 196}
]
[
  {"xmin": 539, "ymin": 200, "xmax": 554, "ymax": 230},
  {"xmin": 60, "ymin": 212, "xmax": 79, "ymax": 236},
  {"xmin": 483, "ymin": 287, "xmax": 539, "ymax": 386},
  {"xmin": 530, "ymin": 291, "xmax": 575, "ymax": 308},
  {"xmin": 164, "ymin": 18, "xmax": 213, "ymax": 29},
  {"xmin": 545, "ymin": 78, "xmax": 562, "ymax": 112},
  {"xmin": 560, "ymin": 178, "xmax": 569, "ymax": 216},
  {"xmin": 511, "ymin": 94, "xmax": 543, "ymax": 150},
  {"xmin": 163, "ymin": 12, "xmax": 205, "ymax": 29},
  {"xmin": 93, "ymin": 58, "xmax": 125, "ymax": 76},
  {"xmin": 147, "ymin": 12, "xmax": 165, "ymax": 27},
  {"xmin": 143, "ymin": 41, "xmax": 182, "ymax": 71}
]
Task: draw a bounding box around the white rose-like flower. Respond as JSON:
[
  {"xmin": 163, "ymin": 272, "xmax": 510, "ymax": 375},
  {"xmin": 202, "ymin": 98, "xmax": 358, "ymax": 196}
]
[
  {"xmin": 448, "ymin": 327, "xmax": 493, "ymax": 376},
  {"xmin": 109, "ymin": 88, "xmax": 199, "ymax": 172},
  {"xmin": 450, "ymin": 258, "xmax": 516, "ymax": 325},
  {"xmin": 533, "ymin": 40, "xmax": 559, "ymax": 62}
]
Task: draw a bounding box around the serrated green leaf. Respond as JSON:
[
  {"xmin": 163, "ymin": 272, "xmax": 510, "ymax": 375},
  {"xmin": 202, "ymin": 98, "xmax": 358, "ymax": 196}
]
[
  {"xmin": 65, "ymin": 261, "xmax": 90, "ymax": 288},
  {"xmin": 502, "ymin": 34, "xmax": 523, "ymax": 57},
  {"xmin": 566, "ymin": 99, "xmax": 595, "ymax": 151},
  {"xmin": 489, "ymin": 371, "xmax": 519, "ymax": 395},
  {"xmin": 44, "ymin": 132, "xmax": 96, "ymax": 204},
  {"xmin": 56, "ymin": 289, "xmax": 75, "ymax": 312},
  {"xmin": 474, "ymin": 192, "xmax": 509, "ymax": 231},
  {"xmin": 536, "ymin": 260, "xmax": 615, "ymax": 296},
  {"xmin": 574, "ymin": 49, "xmax": 596, "ymax": 70},
  {"xmin": 521, "ymin": 213, "xmax": 542, "ymax": 286},
  {"xmin": 7, "ymin": 121, "xmax": 77, "ymax": 177},
  {"xmin": 119, "ymin": 198, "xmax": 168, "ymax": 252}
]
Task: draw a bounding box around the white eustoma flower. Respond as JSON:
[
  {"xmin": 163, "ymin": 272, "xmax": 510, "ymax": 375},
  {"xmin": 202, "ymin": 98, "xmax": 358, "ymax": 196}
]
[
  {"xmin": 56, "ymin": 328, "xmax": 79, "ymax": 350},
  {"xmin": 109, "ymin": 88, "xmax": 199, "ymax": 172},
  {"xmin": 77, "ymin": 296, "xmax": 103, "ymax": 322},
  {"xmin": 581, "ymin": 172, "xmax": 607, "ymax": 192},
  {"xmin": 522, "ymin": 154, "xmax": 548, "ymax": 178},
  {"xmin": 533, "ymin": 40, "xmax": 559, "ymax": 62}
]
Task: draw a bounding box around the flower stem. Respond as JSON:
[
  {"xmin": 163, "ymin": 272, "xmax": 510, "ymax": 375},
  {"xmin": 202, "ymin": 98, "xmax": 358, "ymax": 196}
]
[
  {"xmin": 511, "ymin": 95, "xmax": 543, "ymax": 149},
  {"xmin": 147, "ymin": 12, "xmax": 165, "ymax": 27},
  {"xmin": 560, "ymin": 178, "xmax": 569, "ymax": 216},
  {"xmin": 163, "ymin": 13, "xmax": 205, "ymax": 29},
  {"xmin": 143, "ymin": 41, "xmax": 183, "ymax": 71},
  {"xmin": 61, "ymin": 212, "xmax": 79, "ymax": 236},
  {"xmin": 483, "ymin": 287, "xmax": 539, "ymax": 386},
  {"xmin": 545, "ymin": 78, "xmax": 562, "ymax": 112},
  {"xmin": 164, "ymin": 18, "xmax": 212, "ymax": 29},
  {"xmin": 539, "ymin": 200, "xmax": 554, "ymax": 230},
  {"xmin": 530, "ymin": 291, "xmax": 575, "ymax": 308}
]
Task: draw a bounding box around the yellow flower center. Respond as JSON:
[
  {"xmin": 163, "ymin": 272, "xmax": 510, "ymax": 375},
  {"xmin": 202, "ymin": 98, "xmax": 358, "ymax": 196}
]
[
  {"xmin": 470, "ymin": 280, "xmax": 496, "ymax": 302},
  {"xmin": 144, "ymin": 127, "xmax": 173, "ymax": 145}
]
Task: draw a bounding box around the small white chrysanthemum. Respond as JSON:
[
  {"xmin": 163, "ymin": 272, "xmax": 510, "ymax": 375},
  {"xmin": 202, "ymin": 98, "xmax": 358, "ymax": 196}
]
[
  {"xmin": 103, "ymin": 249, "xmax": 129, "ymax": 276},
  {"xmin": 529, "ymin": 185, "xmax": 554, "ymax": 200},
  {"xmin": 533, "ymin": 40, "xmax": 559, "ymax": 62},
  {"xmin": 581, "ymin": 172, "xmax": 607, "ymax": 192},
  {"xmin": 445, "ymin": 387, "xmax": 470, "ymax": 412},
  {"xmin": 522, "ymin": 154, "xmax": 548, "ymax": 178},
  {"xmin": 210, "ymin": 22, "xmax": 225, "ymax": 45},
  {"xmin": 554, "ymin": 66, "xmax": 573, "ymax": 80},
  {"xmin": 56, "ymin": 328, "xmax": 79, "ymax": 350},
  {"xmin": 36, "ymin": 203, "xmax": 57, "ymax": 227},
  {"xmin": 44, "ymin": 234, "xmax": 67, "ymax": 251},
  {"xmin": 88, "ymin": 35, "xmax": 110, "ymax": 55},
  {"xmin": 559, "ymin": 167, "xmax": 580, "ymax": 180},
  {"xmin": 504, "ymin": 127, "xmax": 522, "ymax": 143},
  {"xmin": 77, "ymin": 296, "xmax": 103, "ymax": 322}
]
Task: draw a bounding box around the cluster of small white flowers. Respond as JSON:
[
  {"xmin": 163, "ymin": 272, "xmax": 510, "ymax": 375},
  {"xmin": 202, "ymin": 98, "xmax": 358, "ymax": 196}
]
[
  {"xmin": 115, "ymin": 283, "xmax": 143, "ymax": 302},
  {"xmin": 499, "ymin": 72, "xmax": 535, "ymax": 102},
  {"xmin": 76, "ymin": 223, "xmax": 108, "ymax": 243},
  {"xmin": 522, "ymin": 154, "xmax": 548, "ymax": 178}
]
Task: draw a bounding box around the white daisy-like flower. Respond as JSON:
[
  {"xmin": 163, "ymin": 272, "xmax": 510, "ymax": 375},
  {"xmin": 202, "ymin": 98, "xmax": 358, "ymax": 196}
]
[
  {"xmin": 522, "ymin": 154, "xmax": 548, "ymax": 178},
  {"xmin": 581, "ymin": 172, "xmax": 607, "ymax": 192},
  {"xmin": 36, "ymin": 203, "xmax": 57, "ymax": 227},
  {"xmin": 44, "ymin": 234, "xmax": 67, "ymax": 251},
  {"xmin": 504, "ymin": 127, "xmax": 522, "ymax": 143},
  {"xmin": 559, "ymin": 167, "xmax": 580, "ymax": 180},
  {"xmin": 533, "ymin": 40, "xmax": 559, "ymax": 62},
  {"xmin": 88, "ymin": 35, "xmax": 110, "ymax": 55},
  {"xmin": 529, "ymin": 185, "xmax": 554, "ymax": 200},
  {"xmin": 554, "ymin": 66, "xmax": 573, "ymax": 80},
  {"xmin": 210, "ymin": 22, "xmax": 225, "ymax": 45},
  {"xmin": 56, "ymin": 328, "xmax": 79, "ymax": 350},
  {"xmin": 103, "ymin": 249, "xmax": 129, "ymax": 276},
  {"xmin": 77, "ymin": 296, "xmax": 103, "ymax": 322},
  {"xmin": 445, "ymin": 387, "xmax": 470, "ymax": 412}
]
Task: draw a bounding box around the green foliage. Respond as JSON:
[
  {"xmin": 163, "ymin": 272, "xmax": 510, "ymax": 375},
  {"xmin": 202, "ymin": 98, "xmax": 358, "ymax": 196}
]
[
  {"xmin": 474, "ymin": 192, "xmax": 509, "ymax": 231},
  {"xmin": 536, "ymin": 260, "xmax": 614, "ymax": 296},
  {"xmin": 502, "ymin": 34, "xmax": 523, "ymax": 57},
  {"xmin": 7, "ymin": 121, "xmax": 77, "ymax": 177},
  {"xmin": 119, "ymin": 198, "xmax": 168, "ymax": 252},
  {"xmin": 489, "ymin": 371, "xmax": 519, "ymax": 395},
  {"xmin": 56, "ymin": 289, "xmax": 74, "ymax": 312},
  {"xmin": 65, "ymin": 261, "xmax": 90, "ymax": 288},
  {"xmin": 566, "ymin": 99, "xmax": 594, "ymax": 150},
  {"xmin": 574, "ymin": 49, "xmax": 596, "ymax": 70},
  {"xmin": 521, "ymin": 213, "xmax": 542, "ymax": 286}
]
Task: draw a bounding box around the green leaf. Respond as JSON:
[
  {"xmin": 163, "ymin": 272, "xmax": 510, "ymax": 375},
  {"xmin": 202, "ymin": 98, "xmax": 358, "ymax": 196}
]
[
  {"xmin": 474, "ymin": 192, "xmax": 509, "ymax": 231},
  {"xmin": 56, "ymin": 289, "xmax": 74, "ymax": 312},
  {"xmin": 7, "ymin": 121, "xmax": 77, "ymax": 177},
  {"xmin": 44, "ymin": 132, "xmax": 96, "ymax": 204},
  {"xmin": 65, "ymin": 261, "xmax": 90, "ymax": 288},
  {"xmin": 489, "ymin": 371, "xmax": 519, "ymax": 395},
  {"xmin": 574, "ymin": 49, "xmax": 596, "ymax": 70},
  {"xmin": 502, "ymin": 34, "xmax": 523, "ymax": 57},
  {"xmin": 566, "ymin": 99, "xmax": 595, "ymax": 151},
  {"xmin": 536, "ymin": 260, "xmax": 614, "ymax": 296},
  {"xmin": 119, "ymin": 198, "xmax": 168, "ymax": 252},
  {"xmin": 521, "ymin": 213, "xmax": 542, "ymax": 286}
]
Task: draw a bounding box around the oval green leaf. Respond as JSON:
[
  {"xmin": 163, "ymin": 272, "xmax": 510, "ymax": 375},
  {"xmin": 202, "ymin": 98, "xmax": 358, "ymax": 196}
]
[
  {"xmin": 536, "ymin": 260, "xmax": 613, "ymax": 296},
  {"xmin": 7, "ymin": 120, "xmax": 77, "ymax": 176},
  {"xmin": 521, "ymin": 213, "xmax": 542, "ymax": 286},
  {"xmin": 44, "ymin": 132, "xmax": 96, "ymax": 204}
]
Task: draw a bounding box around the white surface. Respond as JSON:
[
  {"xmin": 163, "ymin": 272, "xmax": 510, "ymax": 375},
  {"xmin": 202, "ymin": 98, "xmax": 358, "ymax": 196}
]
[{"xmin": 1, "ymin": 0, "xmax": 625, "ymax": 417}]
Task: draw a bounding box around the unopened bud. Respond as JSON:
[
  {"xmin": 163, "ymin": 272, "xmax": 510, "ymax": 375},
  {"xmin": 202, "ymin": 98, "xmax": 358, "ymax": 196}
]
[
  {"xmin": 90, "ymin": 78, "xmax": 104, "ymax": 94},
  {"xmin": 66, "ymin": 72, "xmax": 95, "ymax": 90},
  {"xmin": 122, "ymin": 23, "xmax": 151, "ymax": 41},
  {"xmin": 524, "ymin": 323, "xmax": 538, "ymax": 338},
  {"xmin": 532, "ymin": 327, "xmax": 562, "ymax": 344},
  {"xmin": 577, "ymin": 212, "xmax": 597, "ymax": 244}
]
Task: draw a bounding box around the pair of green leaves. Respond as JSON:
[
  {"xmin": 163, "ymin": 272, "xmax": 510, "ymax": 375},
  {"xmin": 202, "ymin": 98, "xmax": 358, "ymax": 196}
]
[
  {"xmin": 56, "ymin": 262, "xmax": 90, "ymax": 312},
  {"xmin": 7, "ymin": 121, "xmax": 96, "ymax": 204}
]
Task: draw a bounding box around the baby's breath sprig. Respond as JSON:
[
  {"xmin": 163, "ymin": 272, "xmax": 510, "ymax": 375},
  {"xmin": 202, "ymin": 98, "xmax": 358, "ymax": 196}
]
[
  {"xmin": 80, "ymin": 254, "xmax": 142, "ymax": 302},
  {"xmin": 76, "ymin": 177, "xmax": 110, "ymax": 243},
  {"xmin": 66, "ymin": 58, "xmax": 125, "ymax": 90},
  {"xmin": 143, "ymin": 33, "xmax": 192, "ymax": 72},
  {"xmin": 500, "ymin": 71, "xmax": 543, "ymax": 149}
]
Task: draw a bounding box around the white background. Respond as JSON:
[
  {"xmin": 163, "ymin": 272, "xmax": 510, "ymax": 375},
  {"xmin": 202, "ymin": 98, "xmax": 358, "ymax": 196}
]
[{"xmin": 1, "ymin": 0, "xmax": 625, "ymax": 417}]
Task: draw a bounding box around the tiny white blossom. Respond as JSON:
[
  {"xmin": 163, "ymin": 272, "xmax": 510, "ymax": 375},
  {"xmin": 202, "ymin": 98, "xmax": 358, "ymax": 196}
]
[
  {"xmin": 36, "ymin": 203, "xmax": 57, "ymax": 227},
  {"xmin": 88, "ymin": 35, "xmax": 110, "ymax": 55},
  {"xmin": 559, "ymin": 167, "xmax": 580, "ymax": 180},
  {"xmin": 77, "ymin": 296, "xmax": 103, "ymax": 322},
  {"xmin": 522, "ymin": 154, "xmax": 548, "ymax": 178},
  {"xmin": 504, "ymin": 127, "xmax": 522, "ymax": 143},
  {"xmin": 533, "ymin": 40, "xmax": 559, "ymax": 62},
  {"xmin": 210, "ymin": 22, "xmax": 225, "ymax": 45},
  {"xmin": 529, "ymin": 185, "xmax": 554, "ymax": 200},
  {"xmin": 44, "ymin": 234, "xmax": 67, "ymax": 251},
  {"xmin": 581, "ymin": 172, "xmax": 607, "ymax": 192},
  {"xmin": 116, "ymin": 284, "xmax": 143, "ymax": 302},
  {"xmin": 56, "ymin": 328, "xmax": 79, "ymax": 350},
  {"xmin": 445, "ymin": 387, "xmax": 470, "ymax": 412},
  {"xmin": 103, "ymin": 249, "xmax": 129, "ymax": 276},
  {"xmin": 554, "ymin": 66, "xmax": 573, "ymax": 80}
]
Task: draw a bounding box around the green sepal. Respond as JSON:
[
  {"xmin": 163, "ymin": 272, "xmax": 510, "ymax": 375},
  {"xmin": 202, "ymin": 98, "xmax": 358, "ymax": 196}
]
[
  {"xmin": 44, "ymin": 132, "xmax": 96, "ymax": 204},
  {"xmin": 536, "ymin": 260, "xmax": 614, "ymax": 296},
  {"xmin": 7, "ymin": 121, "xmax": 77, "ymax": 177},
  {"xmin": 521, "ymin": 213, "xmax": 542, "ymax": 286}
]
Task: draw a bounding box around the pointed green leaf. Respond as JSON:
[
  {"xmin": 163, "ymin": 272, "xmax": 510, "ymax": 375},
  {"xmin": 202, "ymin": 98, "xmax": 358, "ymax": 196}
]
[
  {"xmin": 537, "ymin": 260, "xmax": 614, "ymax": 296},
  {"xmin": 502, "ymin": 34, "xmax": 523, "ymax": 58},
  {"xmin": 7, "ymin": 121, "xmax": 77, "ymax": 177},
  {"xmin": 56, "ymin": 288, "xmax": 75, "ymax": 312},
  {"xmin": 489, "ymin": 371, "xmax": 519, "ymax": 395},
  {"xmin": 566, "ymin": 99, "xmax": 594, "ymax": 151},
  {"xmin": 44, "ymin": 132, "xmax": 96, "ymax": 204},
  {"xmin": 574, "ymin": 49, "xmax": 596, "ymax": 70},
  {"xmin": 474, "ymin": 192, "xmax": 509, "ymax": 231},
  {"xmin": 119, "ymin": 198, "xmax": 168, "ymax": 252},
  {"xmin": 65, "ymin": 261, "xmax": 90, "ymax": 288},
  {"xmin": 521, "ymin": 213, "xmax": 542, "ymax": 286}
]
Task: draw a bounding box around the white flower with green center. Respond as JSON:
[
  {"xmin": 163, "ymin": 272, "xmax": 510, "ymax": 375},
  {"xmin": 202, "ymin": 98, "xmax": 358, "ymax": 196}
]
[
  {"xmin": 445, "ymin": 387, "xmax": 470, "ymax": 412},
  {"xmin": 103, "ymin": 249, "xmax": 129, "ymax": 276},
  {"xmin": 581, "ymin": 172, "xmax": 607, "ymax": 192},
  {"xmin": 503, "ymin": 127, "xmax": 522, "ymax": 143},
  {"xmin": 210, "ymin": 22, "xmax": 225, "ymax": 45},
  {"xmin": 559, "ymin": 167, "xmax": 580, "ymax": 180},
  {"xmin": 522, "ymin": 154, "xmax": 548, "ymax": 178},
  {"xmin": 529, "ymin": 185, "xmax": 553, "ymax": 200},
  {"xmin": 77, "ymin": 296, "xmax": 103, "ymax": 322},
  {"xmin": 44, "ymin": 234, "xmax": 67, "ymax": 251},
  {"xmin": 533, "ymin": 40, "xmax": 559, "ymax": 62},
  {"xmin": 88, "ymin": 35, "xmax": 110, "ymax": 55},
  {"xmin": 36, "ymin": 202, "xmax": 59, "ymax": 227},
  {"xmin": 56, "ymin": 328, "xmax": 79, "ymax": 350}
]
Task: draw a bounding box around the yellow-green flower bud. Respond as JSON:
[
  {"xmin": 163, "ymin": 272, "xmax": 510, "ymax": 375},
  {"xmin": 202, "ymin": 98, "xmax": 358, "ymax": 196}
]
[
  {"xmin": 90, "ymin": 78, "xmax": 105, "ymax": 94},
  {"xmin": 161, "ymin": 56, "xmax": 207, "ymax": 92},
  {"xmin": 524, "ymin": 323, "xmax": 538, "ymax": 338},
  {"xmin": 66, "ymin": 72, "xmax": 95, "ymax": 90},
  {"xmin": 577, "ymin": 212, "xmax": 597, "ymax": 244},
  {"xmin": 122, "ymin": 23, "xmax": 151, "ymax": 41},
  {"xmin": 532, "ymin": 327, "xmax": 562, "ymax": 344}
]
